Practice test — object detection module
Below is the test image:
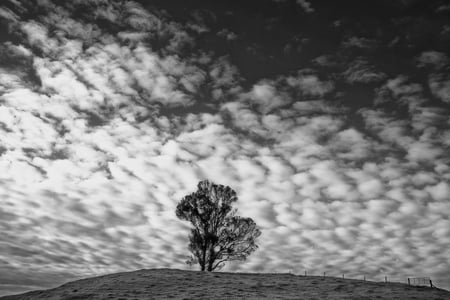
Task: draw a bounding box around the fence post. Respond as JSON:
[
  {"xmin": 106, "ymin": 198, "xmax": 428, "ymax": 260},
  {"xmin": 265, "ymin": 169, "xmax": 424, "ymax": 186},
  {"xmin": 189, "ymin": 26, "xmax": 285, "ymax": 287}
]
[
  {"xmin": 385, "ymin": 276, "xmax": 387, "ymax": 283},
  {"xmin": 342, "ymin": 274, "xmax": 344, "ymax": 279},
  {"xmin": 408, "ymin": 278, "xmax": 410, "ymax": 286},
  {"xmin": 430, "ymin": 280, "xmax": 433, "ymax": 288},
  {"xmin": 323, "ymin": 272, "xmax": 325, "ymax": 277}
]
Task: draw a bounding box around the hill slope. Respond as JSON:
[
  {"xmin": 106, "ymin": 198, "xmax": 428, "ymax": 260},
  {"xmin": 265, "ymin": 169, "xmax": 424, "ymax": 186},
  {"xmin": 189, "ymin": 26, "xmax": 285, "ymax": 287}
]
[{"xmin": 1, "ymin": 269, "xmax": 449, "ymax": 300}]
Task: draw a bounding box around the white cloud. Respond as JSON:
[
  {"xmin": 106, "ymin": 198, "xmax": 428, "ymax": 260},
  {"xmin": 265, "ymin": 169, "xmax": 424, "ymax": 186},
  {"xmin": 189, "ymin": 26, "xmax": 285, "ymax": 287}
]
[
  {"xmin": 245, "ymin": 81, "xmax": 290, "ymax": 113},
  {"xmin": 286, "ymin": 72, "xmax": 334, "ymax": 97},
  {"xmin": 385, "ymin": 76, "xmax": 423, "ymax": 97},
  {"xmin": 358, "ymin": 178, "xmax": 384, "ymax": 199},
  {"xmin": 411, "ymin": 171, "xmax": 437, "ymax": 187},
  {"xmin": 429, "ymin": 73, "xmax": 450, "ymax": 104},
  {"xmin": 330, "ymin": 128, "xmax": 374, "ymax": 160},
  {"xmin": 342, "ymin": 58, "xmax": 387, "ymax": 84},
  {"xmin": 0, "ymin": 6, "xmax": 19, "ymax": 22},
  {"xmin": 407, "ymin": 141, "xmax": 444, "ymax": 162},
  {"xmin": 426, "ymin": 182, "xmax": 450, "ymax": 201},
  {"xmin": 1, "ymin": 0, "xmax": 450, "ymax": 294},
  {"xmin": 20, "ymin": 21, "xmax": 59, "ymax": 55},
  {"xmin": 417, "ymin": 51, "xmax": 448, "ymax": 69},
  {"xmin": 33, "ymin": 59, "xmax": 96, "ymax": 110},
  {"xmin": 359, "ymin": 109, "xmax": 413, "ymax": 149}
]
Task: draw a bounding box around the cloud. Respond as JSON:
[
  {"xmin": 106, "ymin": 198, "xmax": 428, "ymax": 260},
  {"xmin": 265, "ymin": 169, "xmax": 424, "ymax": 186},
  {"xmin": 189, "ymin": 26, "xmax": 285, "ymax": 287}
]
[
  {"xmin": 428, "ymin": 73, "xmax": 450, "ymax": 104},
  {"xmin": 0, "ymin": 6, "xmax": 19, "ymax": 22},
  {"xmin": 357, "ymin": 178, "xmax": 384, "ymax": 199},
  {"xmin": 426, "ymin": 182, "xmax": 450, "ymax": 201},
  {"xmin": 385, "ymin": 76, "xmax": 423, "ymax": 97},
  {"xmin": 296, "ymin": 0, "xmax": 314, "ymax": 13},
  {"xmin": 286, "ymin": 71, "xmax": 334, "ymax": 97},
  {"xmin": 20, "ymin": 21, "xmax": 59, "ymax": 55},
  {"xmin": 374, "ymin": 76, "xmax": 425, "ymax": 108},
  {"xmin": 271, "ymin": 0, "xmax": 314, "ymax": 13},
  {"xmin": 1, "ymin": 0, "xmax": 450, "ymax": 295},
  {"xmin": 217, "ymin": 28, "xmax": 237, "ymax": 41},
  {"xmin": 407, "ymin": 141, "xmax": 444, "ymax": 162},
  {"xmin": 342, "ymin": 37, "xmax": 377, "ymax": 49},
  {"xmin": 312, "ymin": 55, "xmax": 337, "ymax": 67},
  {"xmin": 123, "ymin": 1, "xmax": 161, "ymax": 32},
  {"xmin": 329, "ymin": 128, "xmax": 379, "ymax": 161},
  {"xmin": 244, "ymin": 81, "xmax": 291, "ymax": 114},
  {"xmin": 342, "ymin": 58, "xmax": 387, "ymax": 84},
  {"xmin": 436, "ymin": 4, "xmax": 450, "ymax": 13},
  {"xmin": 414, "ymin": 51, "xmax": 450, "ymax": 104},
  {"xmin": 417, "ymin": 51, "xmax": 448, "ymax": 69}
]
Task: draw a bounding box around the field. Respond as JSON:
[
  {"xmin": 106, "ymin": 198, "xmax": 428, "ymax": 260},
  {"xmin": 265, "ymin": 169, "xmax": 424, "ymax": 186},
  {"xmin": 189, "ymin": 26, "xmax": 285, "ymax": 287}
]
[{"xmin": 1, "ymin": 269, "xmax": 449, "ymax": 300}]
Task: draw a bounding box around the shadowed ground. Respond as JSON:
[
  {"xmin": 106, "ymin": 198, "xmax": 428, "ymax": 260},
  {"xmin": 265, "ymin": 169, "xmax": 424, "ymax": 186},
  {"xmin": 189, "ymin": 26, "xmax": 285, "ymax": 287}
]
[{"xmin": 1, "ymin": 269, "xmax": 449, "ymax": 300}]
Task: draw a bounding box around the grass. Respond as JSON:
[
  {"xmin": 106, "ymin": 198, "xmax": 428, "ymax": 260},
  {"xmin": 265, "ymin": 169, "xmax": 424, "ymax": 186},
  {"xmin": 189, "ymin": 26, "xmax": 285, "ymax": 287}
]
[{"xmin": 0, "ymin": 268, "xmax": 449, "ymax": 300}]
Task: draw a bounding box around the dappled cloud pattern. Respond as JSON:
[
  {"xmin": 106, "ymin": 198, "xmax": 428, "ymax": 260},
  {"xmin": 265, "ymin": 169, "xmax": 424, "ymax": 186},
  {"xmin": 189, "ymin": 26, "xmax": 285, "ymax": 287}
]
[{"xmin": 0, "ymin": 0, "xmax": 449, "ymax": 295}]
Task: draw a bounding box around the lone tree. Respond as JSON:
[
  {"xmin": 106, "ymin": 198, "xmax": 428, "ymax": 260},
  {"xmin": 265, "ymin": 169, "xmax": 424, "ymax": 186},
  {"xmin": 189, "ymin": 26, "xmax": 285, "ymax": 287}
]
[{"xmin": 176, "ymin": 180, "xmax": 261, "ymax": 271}]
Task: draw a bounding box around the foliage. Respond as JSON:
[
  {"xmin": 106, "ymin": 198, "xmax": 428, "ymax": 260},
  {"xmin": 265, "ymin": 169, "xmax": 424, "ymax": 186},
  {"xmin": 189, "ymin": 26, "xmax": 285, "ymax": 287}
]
[{"xmin": 176, "ymin": 180, "xmax": 261, "ymax": 271}]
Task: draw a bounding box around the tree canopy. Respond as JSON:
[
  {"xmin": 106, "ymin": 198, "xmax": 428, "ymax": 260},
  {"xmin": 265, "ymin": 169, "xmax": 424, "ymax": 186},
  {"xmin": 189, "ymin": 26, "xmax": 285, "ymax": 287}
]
[{"xmin": 176, "ymin": 180, "xmax": 261, "ymax": 271}]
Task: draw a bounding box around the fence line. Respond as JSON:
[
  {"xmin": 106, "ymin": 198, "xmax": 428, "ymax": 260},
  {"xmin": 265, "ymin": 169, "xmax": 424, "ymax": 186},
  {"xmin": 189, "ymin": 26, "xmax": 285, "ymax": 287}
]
[
  {"xmin": 299, "ymin": 271, "xmax": 434, "ymax": 288},
  {"xmin": 408, "ymin": 277, "xmax": 433, "ymax": 288}
]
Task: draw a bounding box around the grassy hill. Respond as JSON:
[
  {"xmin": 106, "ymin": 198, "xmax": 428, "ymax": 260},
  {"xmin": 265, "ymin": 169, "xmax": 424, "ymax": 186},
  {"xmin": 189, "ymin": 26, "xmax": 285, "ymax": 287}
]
[{"xmin": 1, "ymin": 269, "xmax": 449, "ymax": 300}]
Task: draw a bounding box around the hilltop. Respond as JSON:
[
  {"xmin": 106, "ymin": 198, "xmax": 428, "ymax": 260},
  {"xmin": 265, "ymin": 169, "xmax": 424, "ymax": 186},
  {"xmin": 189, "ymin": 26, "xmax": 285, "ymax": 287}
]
[{"xmin": 1, "ymin": 269, "xmax": 449, "ymax": 300}]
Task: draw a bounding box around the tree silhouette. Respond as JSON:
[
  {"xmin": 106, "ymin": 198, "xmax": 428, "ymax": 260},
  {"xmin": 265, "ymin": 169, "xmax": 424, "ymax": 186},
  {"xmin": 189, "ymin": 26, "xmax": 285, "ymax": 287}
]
[{"xmin": 176, "ymin": 180, "xmax": 261, "ymax": 271}]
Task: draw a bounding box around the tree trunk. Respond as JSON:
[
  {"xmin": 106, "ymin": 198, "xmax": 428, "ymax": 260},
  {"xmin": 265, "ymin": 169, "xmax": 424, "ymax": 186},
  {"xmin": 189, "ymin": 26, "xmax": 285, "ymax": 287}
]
[
  {"xmin": 200, "ymin": 245, "xmax": 207, "ymax": 271},
  {"xmin": 207, "ymin": 248, "xmax": 215, "ymax": 271},
  {"xmin": 200, "ymin": 252, "xmax": 205, "ymax": 271}
]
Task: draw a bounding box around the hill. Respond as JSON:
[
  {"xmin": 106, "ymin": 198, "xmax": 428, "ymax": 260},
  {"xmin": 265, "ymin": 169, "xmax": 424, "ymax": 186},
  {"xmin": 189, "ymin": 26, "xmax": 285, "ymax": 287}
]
[{"xmin": 1, "ymin": 269, "xmax": 449, "ymax": 300}]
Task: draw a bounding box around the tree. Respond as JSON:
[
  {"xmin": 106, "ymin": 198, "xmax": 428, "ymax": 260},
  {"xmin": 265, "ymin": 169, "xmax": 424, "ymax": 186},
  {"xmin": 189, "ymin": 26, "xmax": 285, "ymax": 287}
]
[{"xmin": 176, "ymin": 180, "xmax": 261, "ymax": 271}]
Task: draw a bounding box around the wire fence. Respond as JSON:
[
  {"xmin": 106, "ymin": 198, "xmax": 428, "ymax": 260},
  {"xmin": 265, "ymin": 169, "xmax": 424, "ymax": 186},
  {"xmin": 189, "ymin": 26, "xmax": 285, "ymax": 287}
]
[
  {"xmin": 294, "ymin": 271, "xmax": 435, "ymax": 288},
  {"xmin": 408, "ymin": 277, "xmax": 433, "ymax": 288}
]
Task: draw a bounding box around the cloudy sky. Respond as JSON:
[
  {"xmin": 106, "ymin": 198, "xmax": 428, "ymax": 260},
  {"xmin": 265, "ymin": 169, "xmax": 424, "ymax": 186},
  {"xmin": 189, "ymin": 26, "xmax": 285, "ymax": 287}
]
[{"xmin": 1, "ymin": 0, "xmax": 450, "ymax": 295}]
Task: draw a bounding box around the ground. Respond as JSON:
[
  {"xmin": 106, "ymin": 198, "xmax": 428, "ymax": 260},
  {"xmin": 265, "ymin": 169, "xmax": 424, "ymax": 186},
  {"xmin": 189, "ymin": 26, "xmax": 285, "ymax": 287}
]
[{"xmin": 1, "ymin": 269, "xmax": 449, "ymax": 300}]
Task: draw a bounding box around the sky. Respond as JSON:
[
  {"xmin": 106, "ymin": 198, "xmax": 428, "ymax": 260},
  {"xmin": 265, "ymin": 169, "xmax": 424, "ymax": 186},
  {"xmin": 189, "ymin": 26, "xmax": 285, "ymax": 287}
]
[{"xmin": 0, "ymin": 0, "xmax": 449, "ymax": 296}]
